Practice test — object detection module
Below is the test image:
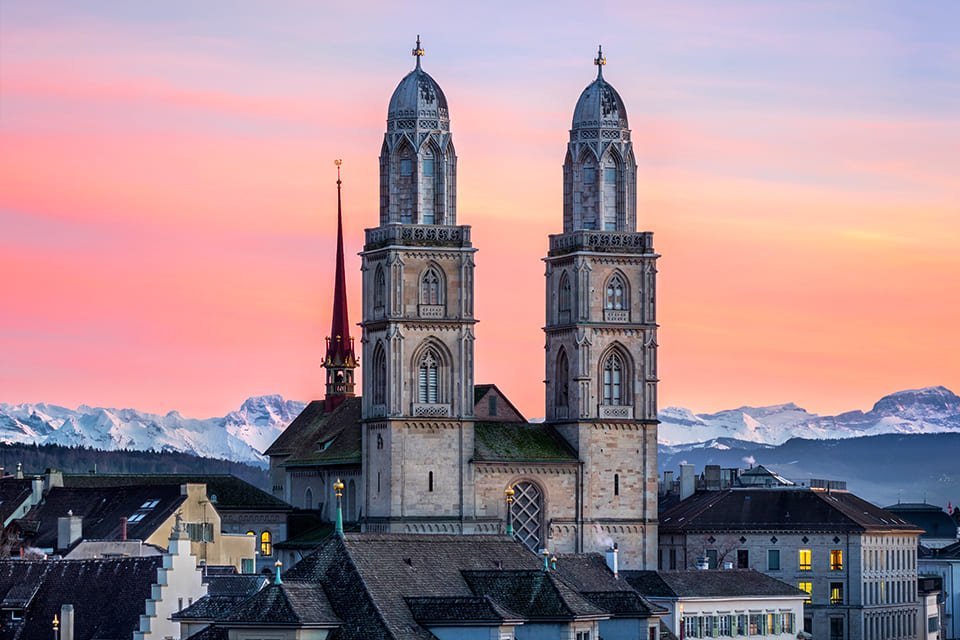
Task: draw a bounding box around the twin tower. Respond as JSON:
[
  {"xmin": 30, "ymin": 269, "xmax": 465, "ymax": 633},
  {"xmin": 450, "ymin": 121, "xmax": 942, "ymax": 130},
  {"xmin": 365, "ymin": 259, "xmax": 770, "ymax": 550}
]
[{"xmin": 351, "ymin": 41, "xmax": 658, "ymax": 568}]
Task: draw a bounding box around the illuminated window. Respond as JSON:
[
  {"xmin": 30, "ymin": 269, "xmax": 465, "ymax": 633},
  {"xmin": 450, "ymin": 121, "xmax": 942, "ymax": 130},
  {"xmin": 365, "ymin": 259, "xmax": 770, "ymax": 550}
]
[
  {"xmin": 246, "ymin": 530, "xmax": 255, "ymax": 536},
  {"xmin": 799, "ymin": 581, "xmax": 812, "ymax": 604},
  {"xmin": 799, "ymin": 548, "xmax": 812, "ymax": 571},
  {"xmin": 830, "ymin": 582, "xmax": 844, "ymax": 605},
  {"xmin": 831, "ymin": 549, "xmax": 843, "ymax": 570},
  {"xmin": 260, "ymin": 530, "xmax": 272, "ymax": 557}
]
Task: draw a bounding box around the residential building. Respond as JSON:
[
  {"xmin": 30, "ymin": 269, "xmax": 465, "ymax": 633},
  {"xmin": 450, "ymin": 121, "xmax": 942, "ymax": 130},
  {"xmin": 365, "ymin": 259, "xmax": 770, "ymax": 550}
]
[
  {"xmin": 920, "ymin": 542, "xmax": 960, "ymax": 640},
  {"xmin": 625, "ymin": 569, "xmax": 806, "ymax": 640},
  {"xmin": 659, "ymin": 487, "xmax": 923, "ymax": 640},
  {"xmin": 918, "ymin": 575, "xmax": 943, "ymax": 640}
]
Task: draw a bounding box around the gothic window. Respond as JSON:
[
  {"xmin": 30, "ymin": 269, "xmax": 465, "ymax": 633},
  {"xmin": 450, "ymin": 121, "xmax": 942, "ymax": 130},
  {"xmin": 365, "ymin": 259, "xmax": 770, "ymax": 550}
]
[
  {"xmin": 556, "ymin": 349, "xmax": 570, "ymax": 412},
  {"xmin": 583, "ymin": 164, "xmax": 596, "ymax": 183},
  {"xmin": 558, "ymin": 271, "xmax": 571, "ymax": 321},
  {"xmin": 372, "ymin": 345, "xmax": 386, "ymax": 406},
  {"xmin": 400, "ymin": 158, "xmax": 413, "ymax": 176},
  {"xmin": 509, "ymin": 481, "xmax": 544, "ymax": 552},
  {"xmin": 421, "ymin": 151, "xmax": 435, "ymax": 224},
  {"xmin": 605, "ymin": 273, "xmax": 627, "ymax": 310},
  {"xmin": 602, "ymin": 352, "xmax": 626, "ymax": 405},
  {"xmin": 420, "ymin": 267, "xmax": 443, "ymax": 306},
  {"xmin": 417, "ymin": 348, "xmax": 440, "ymax": 403},
  {"xmin": 373, "ymin": 266, "xmax": 386, "ymax": 312},
  {"xmin": 304, "ymin": 487, "xmax": 313, "ymax": 510},
  {"xmin": 397, "ymin": 148, "xmax": 414, "ymax": 223},
  {"xmin": 602, "ymin": 158, "xmax": 618, "ymax": 230}
]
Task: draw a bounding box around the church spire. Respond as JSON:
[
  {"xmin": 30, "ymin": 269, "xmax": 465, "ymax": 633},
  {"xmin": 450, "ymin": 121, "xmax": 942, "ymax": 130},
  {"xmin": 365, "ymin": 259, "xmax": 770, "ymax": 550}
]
[{"xmin": 323, "ymin": 159, "xmax": 357, "ymax": 412}]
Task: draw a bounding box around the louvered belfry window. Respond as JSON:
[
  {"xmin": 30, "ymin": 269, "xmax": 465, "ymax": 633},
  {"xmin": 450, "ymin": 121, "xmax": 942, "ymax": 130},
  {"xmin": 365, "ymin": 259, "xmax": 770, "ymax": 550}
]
[{"xmin": 510, "ymin": 481, "xmax": 544, "ymax": 552}]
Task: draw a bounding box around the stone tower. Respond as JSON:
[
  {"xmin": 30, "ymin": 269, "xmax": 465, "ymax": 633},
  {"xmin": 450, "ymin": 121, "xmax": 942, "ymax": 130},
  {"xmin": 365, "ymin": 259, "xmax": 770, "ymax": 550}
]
[
  {"xmin": 360, "ymin": 38, "xmax": 478, "ymax": 533},
  {"xmin": 543, "ymin": 47, "xmax": 659, "ymax": 569}
]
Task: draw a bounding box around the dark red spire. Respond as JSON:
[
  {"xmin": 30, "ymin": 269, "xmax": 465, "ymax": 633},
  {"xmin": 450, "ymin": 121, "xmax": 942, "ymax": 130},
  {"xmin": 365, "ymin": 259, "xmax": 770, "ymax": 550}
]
[{"xmin": 323, "ymin": 160, "xmax": 357, "ymax": 411}]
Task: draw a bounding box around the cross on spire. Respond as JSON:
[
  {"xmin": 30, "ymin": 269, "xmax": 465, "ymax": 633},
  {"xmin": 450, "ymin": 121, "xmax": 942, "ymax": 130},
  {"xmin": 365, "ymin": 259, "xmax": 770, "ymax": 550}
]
[
  {"xmin": 412, "ymin": 35, "xmax": 425, "ymax": 69},
  {"xmin": 594, "ymin": 44, "xmax": 606, "ymax": 78}
]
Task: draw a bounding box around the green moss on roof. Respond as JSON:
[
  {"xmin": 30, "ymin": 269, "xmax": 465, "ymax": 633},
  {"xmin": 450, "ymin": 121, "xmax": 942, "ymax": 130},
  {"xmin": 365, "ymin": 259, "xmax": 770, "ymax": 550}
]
[{"xmin": 474, "ymin": 423, "xmax": 578, "ymax": 462}]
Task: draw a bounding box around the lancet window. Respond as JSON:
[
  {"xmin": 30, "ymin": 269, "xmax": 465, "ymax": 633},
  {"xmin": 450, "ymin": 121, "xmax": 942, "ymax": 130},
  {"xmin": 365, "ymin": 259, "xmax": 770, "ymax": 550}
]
[
  {"xmin": 602, "ymin": 352, "xmax": 626, "ymax": 406},
  {"xmin": 509, "ymin": 481, "xmax": 544, "ymax": 552},
  {"xmin": 420, "ymin": 267, "xmax": 443, "ymax": 306},
  {"xmin": 605, "ymin": 273, "xmax": 626, "ymax": 310},
  {"xmin": 417, "ymin": 349, "xmax": 440, "ymax": 404}
]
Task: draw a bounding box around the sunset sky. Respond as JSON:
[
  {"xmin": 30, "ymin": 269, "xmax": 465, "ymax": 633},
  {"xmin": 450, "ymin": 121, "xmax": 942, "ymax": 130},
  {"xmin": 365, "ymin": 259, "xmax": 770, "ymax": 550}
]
[{"xmin": 2, "ymin": 1, "xmax": 958, "ymax": 420}]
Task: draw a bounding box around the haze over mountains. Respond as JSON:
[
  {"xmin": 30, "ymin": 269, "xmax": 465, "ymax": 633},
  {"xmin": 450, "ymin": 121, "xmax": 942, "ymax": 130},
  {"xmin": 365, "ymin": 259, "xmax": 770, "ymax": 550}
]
[{"xmin": 1, "ymin": 387, "xmax": 957, "ymax": 470}]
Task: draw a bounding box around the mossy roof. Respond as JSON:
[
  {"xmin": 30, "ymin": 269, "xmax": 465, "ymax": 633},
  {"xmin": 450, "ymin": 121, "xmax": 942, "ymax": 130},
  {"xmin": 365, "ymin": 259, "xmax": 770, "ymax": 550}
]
[{"xmin": 473, "ymin": 422, "xmax": 578, "ymax": 463}]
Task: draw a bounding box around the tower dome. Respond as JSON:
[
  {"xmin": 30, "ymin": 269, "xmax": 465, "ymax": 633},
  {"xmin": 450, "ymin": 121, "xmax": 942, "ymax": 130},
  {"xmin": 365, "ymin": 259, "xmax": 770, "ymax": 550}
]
[
  {"xmin": 572, "ymin": 70, "xmax": 628, "ymax": 130},
  {"xmin": 378, "ymin": 37, "xmax": 457, "ymax": 226}
]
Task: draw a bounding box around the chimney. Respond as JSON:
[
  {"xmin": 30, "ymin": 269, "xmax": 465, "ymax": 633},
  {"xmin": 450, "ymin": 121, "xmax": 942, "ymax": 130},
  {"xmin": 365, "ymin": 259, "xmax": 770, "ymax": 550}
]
[
  {"xmin": 662, "ymin": 471, "xmax": 674, "ymax": 496},
  {"xmin": 60, "ymin": 604, "xmax": 75, "ymax": 640},
  {"xmin": 605, "ymin": 543, "xmax": 619, "ymax": 578},
  {"xmin": 679, "ymin": 464, "xmax": 696, "ymax": 501},
  {"xmin": 120, "ymin": 516, "xmax": 128, "ymax": 541},
  {"xmin": 30, "ymin": 476, "xmax": 44, "ymax": 505},
  {"xmin": 57, "ymin": 513, "xmax": 83, "ymax": 551},
  {"xmin": 44, "ymin": 468, "xmax": 63, "ymax": 491}
]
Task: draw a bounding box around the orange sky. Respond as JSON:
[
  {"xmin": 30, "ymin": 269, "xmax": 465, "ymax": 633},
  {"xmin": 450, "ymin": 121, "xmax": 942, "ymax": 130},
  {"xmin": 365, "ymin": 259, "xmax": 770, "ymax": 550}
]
[{"xmin": 1, "ymin": 2, "xmax": 958, "ymax": 419}]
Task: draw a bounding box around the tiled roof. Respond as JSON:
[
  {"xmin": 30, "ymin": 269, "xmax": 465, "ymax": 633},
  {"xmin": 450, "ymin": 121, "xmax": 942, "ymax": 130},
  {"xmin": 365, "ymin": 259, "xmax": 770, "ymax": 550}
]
[
  {"xmin": 462, "ymin": 570, "xmax": 608, "ymax": 620},
  {"xmin": 552, "ymin": 553, "xmax": 665, "ymax": 616},
  {"xmin": 0, "ymin": 557, "xmax": 161, "ymax": 640},
  {"xmin": 264, "ymin": 400, "xmax": 328, "ymax": 457},
  {"xmin": 206, "ymin": 574, "xmax": 267, "ymax": 597},
  {"xmin": 184, "ymin": 625, "xmax": 229, "ymax": 640},
  {"xmin": 0, "ymin": 477, "xmax": 32, "ymax": 524},
  {"xmin": 16, "ymin": 485, "xmax": 185, "ymax": 550},
  {"xmin": 281, "ymin": 398, "xmax": 363, "ymax": 467},
  {"xmin": 624, "ymin": 569, "xmax": 807, "ymax": 599},
  {"xmin": 883, "ymin": 503, "xmax": 958, "ymax": 540},
  {"xmin": 659, "ymin": 488, "xmax": 923, "ymax": 534},
  {"xmin": 474, "ymin": 422, "xmax": 578, "ymax": 463},
  {"xmin": 221, "ymin": 582, "xmax": 340, "ymax": 626},
  {"xmin": 405, "ymin": 595, "xmax": 524, "ymax": 625},
  {"xmin": 172, "ymin": 595, "xmax": 246, "ymax": 621},
  {"xmin": 63, "ymin": 473, "xmax": 289, "ymax": 511},
  {"xmin": 275, "ymin": 523, "xmax": 334, "ymax": 550}
]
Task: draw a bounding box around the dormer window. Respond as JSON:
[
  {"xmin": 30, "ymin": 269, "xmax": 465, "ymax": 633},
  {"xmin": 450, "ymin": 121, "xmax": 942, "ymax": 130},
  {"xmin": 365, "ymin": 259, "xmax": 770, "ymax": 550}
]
[{"xmin": 128, "ymin": 499, "xmax": 160, "ymax": 523}]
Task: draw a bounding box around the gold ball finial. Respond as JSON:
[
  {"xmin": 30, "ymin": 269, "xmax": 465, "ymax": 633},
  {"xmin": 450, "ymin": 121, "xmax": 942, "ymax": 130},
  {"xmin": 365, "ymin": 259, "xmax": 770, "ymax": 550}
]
[
  {"xmin": 53, "ymin": 614, "xmax": 60, "ymax": 629},
  {"xmin": 504, "ymin": 485, "xmax": 515, "ymax": 504},
  {"xmin": 334, "ymin": 478, "xmax": 345, "ymax": 498},
  {"xmin": 334, "ymin": 159, "xmax": 342, "ymax": 167}
]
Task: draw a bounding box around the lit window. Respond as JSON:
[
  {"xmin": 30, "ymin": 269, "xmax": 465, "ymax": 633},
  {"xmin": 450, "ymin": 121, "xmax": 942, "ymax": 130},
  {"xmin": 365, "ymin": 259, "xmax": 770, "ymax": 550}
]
[
  {"xmin": 830, "ymin": 582, "xmax": 844, "ymax": 605},
  {"xmin": 799, "ymin": 548, "xmax": 812, "ymax": 571},
  {"xmin": 260, "ymin": 531, "xmax": 272, "ymax": 557},
  {"xmin": 831, "ymin": 549, "xmax": 843, "ymax": 571},
  {"xmin": 799, "ymin": 581, "xmax": 812, "ymax": 603}
]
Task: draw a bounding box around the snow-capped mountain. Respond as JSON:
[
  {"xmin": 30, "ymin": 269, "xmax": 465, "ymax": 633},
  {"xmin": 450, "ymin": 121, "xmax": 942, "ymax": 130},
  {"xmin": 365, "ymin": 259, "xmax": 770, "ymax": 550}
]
[
  {"xmin": 0, "ymin": 395, "xmax": 306, "ymax": 466},
  {"xmin": 658, "ymin": 386, "xmax": 960, "ymax": 446}
]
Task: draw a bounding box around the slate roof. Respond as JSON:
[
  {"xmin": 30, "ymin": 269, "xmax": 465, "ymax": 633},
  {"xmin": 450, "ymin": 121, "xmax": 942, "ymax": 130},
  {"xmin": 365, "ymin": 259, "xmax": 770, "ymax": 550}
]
[
  {"xmin": 473, "ymin": 422, "xmax": 578, "ymax": 463},
  {"xmin": 173, "ymin": 595, "xmax": 246, "ymax": 622},
  {"xmin": 63, "ymin": 473, "xmax": 289, "ymax": 511},
  {"xmin": 0, "ymin": 557, "xmax": 161, "ymax": 640},
  {"xmin": 473, "ymin": 384, "xmax": 527, "ymax": 422},
  {"xmin": 16, "ymin": 485, "xmax": 185, "ymax": 550},
  {"xmin": 659, "ymin": 488, "xmax": 923, "ymax": 534},
  {"xmin": 280, "ymin": 398, "xmax": 363, "ymax": 467},
  {"xmin": 405, "ymin": 595, "xmax": 524, "ymax": 625},
  {"xmin": 0, "ymin": 477, "xmax": 32, "ymax": 524},
  {"xmin": 624, "ymin": 569, "xmax": 807, "ymax": 599},
  {"xmin": 221, "ymin": 582, "xmax": 340, "ymax": 626},
  {"xmin": 462, "ymin": 570, "xmax": 608, "ymax": 621},
  {"xmin": 205, "ymin": 574, "xmax": 267, "ymax": 597},
  {"xmin": 883, "ymin": 503, "xmax": 958, "ymax": 541},
  {"xmin": 553, "ymin": 553, "xmax": 666, "ymax": 617}
]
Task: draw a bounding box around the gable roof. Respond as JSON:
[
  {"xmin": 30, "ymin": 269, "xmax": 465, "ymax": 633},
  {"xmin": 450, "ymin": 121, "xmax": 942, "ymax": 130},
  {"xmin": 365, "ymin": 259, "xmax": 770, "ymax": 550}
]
[
  {"xmin": 624, "ymin": 569, "xmax": 806, "ymax": 599},
  {"xmin": 278, "ymin": 398, "xmax": 363, "ymax": 468},
  {"xmin": 16, "ymin": 485, "xmax": 185, "ymax": 550},
  {"xmin": 461, "ymin": 569, "xmax": 608, "ymax": 621},
  {"xmin": 473, "ymin": 422, "xmax": 578, "ymax": 463},
  {"xmin": 473, "ymin": 384, "xmax": 527, "ymax": 423},
  {"xmin": 62, "ymin": 474, "xmax": 288, "ymax": 512},
  {"xmin": 219, "ymin": 582, "xmax": 340, "ymax": 627},
  {"xmin": 0, "ymin": 477, "xmax": 33, "ymax": 524},
  {"xmin": 0, "ymin": 557, "xmax": 161, "ymax": 640},
  {"xmin": 405, "ymin": 595, "xmax": 524, "ymax": 626},
  {"xmin": 659, "ymin": 488, "xmax": 923, "ymax": 534}
]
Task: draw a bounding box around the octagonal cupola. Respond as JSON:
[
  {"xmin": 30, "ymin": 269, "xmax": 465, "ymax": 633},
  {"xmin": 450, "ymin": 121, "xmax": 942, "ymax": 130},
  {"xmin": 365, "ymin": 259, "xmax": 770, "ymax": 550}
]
[
  {"xmin": 379, "ymin": 36, "xmax": 457, "ymax": 226},
  {"xmin": 563, "ymin": 46, "xmax": 637, "ymax": 233}
]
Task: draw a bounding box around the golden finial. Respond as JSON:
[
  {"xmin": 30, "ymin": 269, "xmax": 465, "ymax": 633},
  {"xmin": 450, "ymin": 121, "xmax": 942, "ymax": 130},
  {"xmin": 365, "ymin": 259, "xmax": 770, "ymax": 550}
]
[
  {"xmin": 334, "ymin": 158, "xmax": 342, "ymax": 183},
  {"xmin": 594, "ymin": 45, "xmax": 606, "ymax": 79},
  {"xmin": 53, "ymin": 614, "xmax": 59, "ymax": 629},
  {"xmin": 504, "ymin": 485, "xmax": 515, "ymax": 504},
  {"xmin": 334, "ymin": 478, "xmax": 345, "ymax": 498},
  {"xmin": 413, "ymin": 35, "xmax": 425, "ymax": 69}
]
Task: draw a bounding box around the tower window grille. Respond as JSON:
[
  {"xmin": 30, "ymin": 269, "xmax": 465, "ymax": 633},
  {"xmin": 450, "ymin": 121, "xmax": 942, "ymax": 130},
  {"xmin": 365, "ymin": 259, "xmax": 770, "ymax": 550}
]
[
  {"xmin": 602, "ymin": 353, "xmax": 624, "ymax": 405},
  {"xmin": 418, "ymin": 350, "xmax": 440, "ymax": 403},
  {"xmin": 509, "ymin": 481, "xmax": 544, "ymax": 552}
]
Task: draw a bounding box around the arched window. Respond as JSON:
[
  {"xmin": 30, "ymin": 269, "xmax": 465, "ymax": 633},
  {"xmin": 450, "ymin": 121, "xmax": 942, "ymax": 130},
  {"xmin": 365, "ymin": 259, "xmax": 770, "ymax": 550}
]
[
  {"xmin": 304, "ymin": 487, "xmax": 313, "ymax": 510},
  {"xmin": 421, "ymin": 148, "xmax": 435, "ymax": 224},
  {"xmin": 605, "ymin": 273, "xmax": 627, "ymax": 310},
  {"xmin": 556, "ymin": 349, "xmax": 570, "ymax": 412},
  {"xmin": 558, "ymin": 272, "xmax": 571, "ymax": 321},
  {"xmin": 372, "ymin": 344, "xmax": 387, "ymax": 406},
  {"xmin": 373, "ymin": 265, "xmax": 386, "ymax": 312},
  {"xmin": 602, "ymin": 352, "xmax": 625, "ymax": 405},
  {"xmin": 417, "ymin": 348, "xmax": 441, "ymax": 403},
  {"xmin": 602, "ymin": 156, "xmax": 618, "ymax": 231},
  {"xmin": 420, "ymin": 267, "xmax": 443, "ymax": 306},
  {"xmin": 260, "ymin": 531, "xmax": 272, "ymax": 557},
  {"xmin": 509, "ymin": 481, "xmax": 544, "ymax": 552}
]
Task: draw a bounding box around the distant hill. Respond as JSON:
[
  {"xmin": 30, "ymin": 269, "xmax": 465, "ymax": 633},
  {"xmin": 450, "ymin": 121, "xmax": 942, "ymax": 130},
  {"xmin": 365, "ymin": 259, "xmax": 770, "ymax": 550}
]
[
  {"xmin": 658, "ymin": 432, "xmax": 960, "ymax": 508},
  {"xmin": 0, "ymin": 442, "xmax": 269, "ymax": 490}
]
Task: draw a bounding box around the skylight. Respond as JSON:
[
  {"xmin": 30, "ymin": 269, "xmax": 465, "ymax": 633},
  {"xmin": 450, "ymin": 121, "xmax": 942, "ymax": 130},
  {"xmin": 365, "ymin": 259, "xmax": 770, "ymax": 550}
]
[{"xmin": 128, "ymin": 498, "xmax": 160, "ymax": 523}]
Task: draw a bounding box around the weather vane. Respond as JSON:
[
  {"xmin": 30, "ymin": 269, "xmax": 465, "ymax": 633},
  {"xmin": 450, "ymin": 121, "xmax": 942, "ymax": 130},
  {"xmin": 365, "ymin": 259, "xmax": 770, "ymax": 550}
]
[
  {"xmin": 595, "ymin": 45, "xmax": 606, "ymax": 68},
  {"xmin": 412, "ymin": 35, "xmax": 424, "ymax": 59},
  {"xmin": 335, "ymin": 158, "xmax": 342, "ymax": 183}
]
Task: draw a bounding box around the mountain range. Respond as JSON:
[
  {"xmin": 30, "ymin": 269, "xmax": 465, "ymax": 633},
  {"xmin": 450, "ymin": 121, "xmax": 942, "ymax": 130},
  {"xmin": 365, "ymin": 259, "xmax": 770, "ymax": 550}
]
[{"xmin": 1, "ymin": 386, "xmax": 957, "ymax": 468}]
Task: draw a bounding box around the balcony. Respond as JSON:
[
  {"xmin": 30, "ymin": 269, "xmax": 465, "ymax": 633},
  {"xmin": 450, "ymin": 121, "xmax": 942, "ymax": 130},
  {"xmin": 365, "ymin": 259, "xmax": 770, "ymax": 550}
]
[
  {"xmin": 365, "ymin": 224, "xmax": 472, "ymax": 250},
  {"xmin": 548, "ymin": 230, "xmax": 654, "ymax": 256}
]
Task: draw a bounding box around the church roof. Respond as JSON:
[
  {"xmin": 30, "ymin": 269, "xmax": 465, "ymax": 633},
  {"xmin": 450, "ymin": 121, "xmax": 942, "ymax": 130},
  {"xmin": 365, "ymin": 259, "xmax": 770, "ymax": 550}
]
[
  {"xmin": 387, "ymin": 39, "xmax": 449, "ymax": 128},
  {"xmin": 265, "ymin": 397, "xmax": 362, "ymax": 466},
  {"xmin": 572, "ymin": 48, "xmax": 628, "ymax": 130},
  {"xmin": 473, "ymin": 422, "xmax": 578, "ymax": 463}
]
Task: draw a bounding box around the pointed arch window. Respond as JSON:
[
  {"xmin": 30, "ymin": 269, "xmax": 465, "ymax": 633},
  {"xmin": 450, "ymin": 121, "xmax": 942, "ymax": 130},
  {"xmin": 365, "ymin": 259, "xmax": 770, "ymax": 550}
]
[
  {"xmin": 372, "ymin": 344, "xmax": 387, "ymax": 406},
  {"xmin": 418, "ymin": 349, "xmax": 440, "ymax": 404},
  {"xmin": 602, "ymin": 157, "xmax": 619, "ymax": 231},
  {"xmin": 304, "ymin": 487, "xmax": 313, "ymax": 510},
  {"xmin": 602, "ymin": 352, "xmax": 625, "ymax": 405},
  {"xmin": 605, "ymin": 273, "xmax": 627, "ymax": 310},
  {"xmin": 558, "ymin": 272, "xmax": 572, "ymax": 322},
  {"xmin": 556, "ymin": 349, "xmax": 570, "ymax": 415},
  {"xmin": 373, "ymin": 265, "xmax": 386, "ymax": 313},
  {"xmin": 510, "ymin": 481, "xmax": 544, "ymax": 552},
  {"xmin": 420, "ymin": 267, "xmax": 443, "ymax": 306}
]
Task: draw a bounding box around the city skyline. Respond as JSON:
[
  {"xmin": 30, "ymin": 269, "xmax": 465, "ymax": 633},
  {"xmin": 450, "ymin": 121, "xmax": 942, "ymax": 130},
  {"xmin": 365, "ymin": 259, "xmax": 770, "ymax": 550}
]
[{"xmin": 2, "ymin": 1, "xmax": 958, "ymax": 419}]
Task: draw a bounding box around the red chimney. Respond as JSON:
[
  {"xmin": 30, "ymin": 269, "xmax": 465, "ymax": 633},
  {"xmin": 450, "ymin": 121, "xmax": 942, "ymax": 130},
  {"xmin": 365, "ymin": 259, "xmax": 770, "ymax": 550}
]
[
  {"xmin": 120, "ymin": 516, "xmax": 128, "ymax": 541},
  {"xmin": 323, "ymin": 160, "xmax": 358, "ymax": 412}
]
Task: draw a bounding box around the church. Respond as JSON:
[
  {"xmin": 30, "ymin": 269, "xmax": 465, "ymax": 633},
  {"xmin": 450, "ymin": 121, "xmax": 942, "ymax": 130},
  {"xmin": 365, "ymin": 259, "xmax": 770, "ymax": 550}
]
[{"xmin": 266, "ymin": 40, "xmax": 660, "ymax": 569}]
